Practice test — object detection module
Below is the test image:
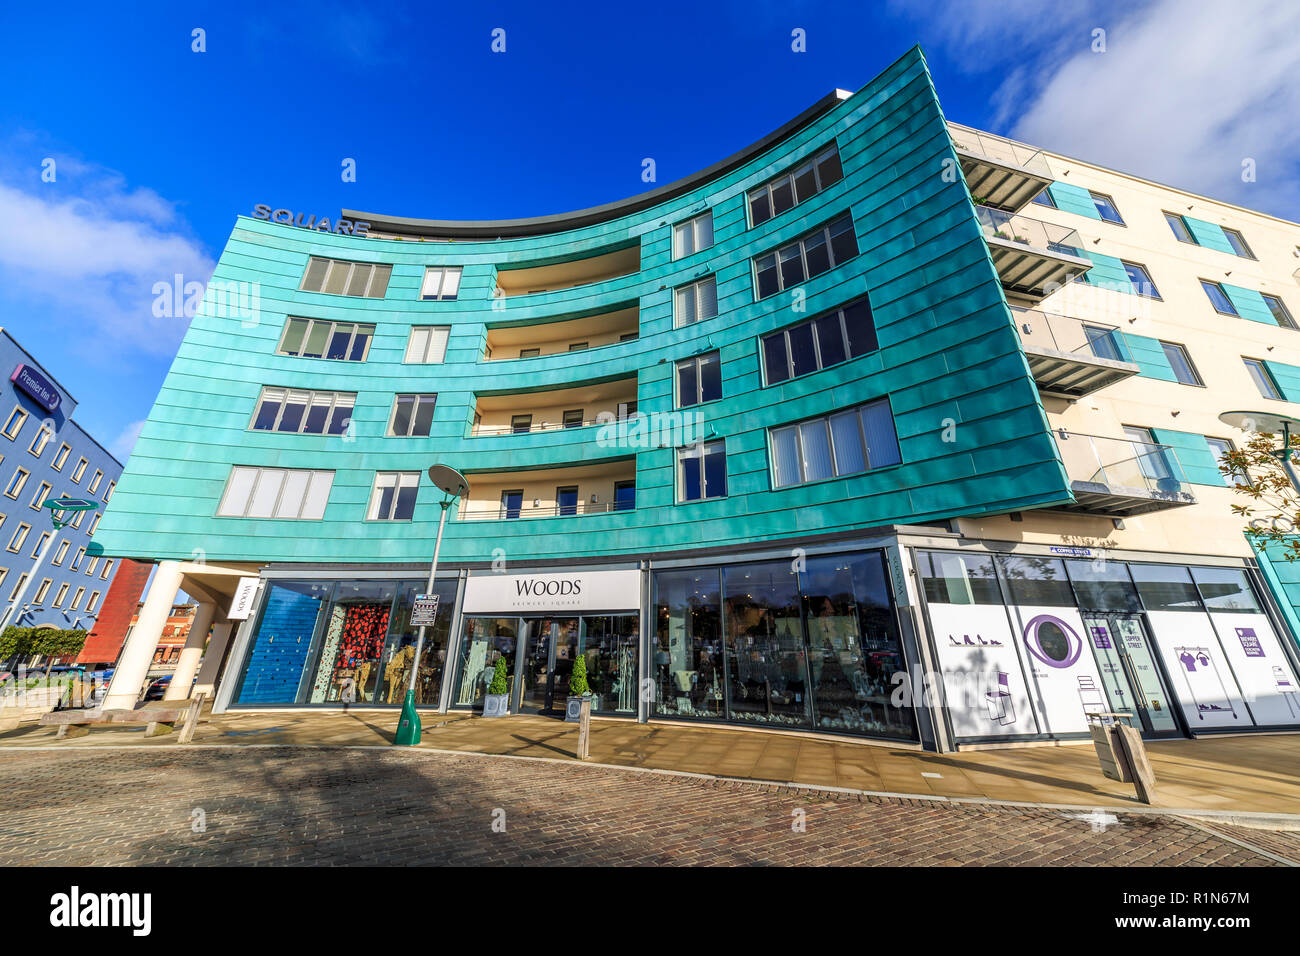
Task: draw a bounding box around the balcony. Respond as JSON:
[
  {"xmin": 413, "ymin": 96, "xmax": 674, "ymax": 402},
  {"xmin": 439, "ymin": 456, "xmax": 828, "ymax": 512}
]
[
  {"xmin": 471, "ymin": 377, "xmax": 638, "ymax": 436},
  {"xmin": 949, "ymin": 124, "xmax": 1055, "ymax": 212},
  {"xmin": 1051, "ymin": 431, "xmax": 1197, "ymax": 517},
  {"xmin": 494, "ymin": 245, "xmax": 640, "ymax": 297},
  {"xmin": 485, "ymin": 305, "xmax": 639, "ymax": 359},
  {"xmin": 1012, "ymin": 308, "xmax": 1139, "ymax": 399},
  {"xmin": 975, "ymin": 207, "xmax": 1090, "ymax": 300},
  {"xmin": 457, "ymin": 460, "xmax": 636, "ymax": 521}
]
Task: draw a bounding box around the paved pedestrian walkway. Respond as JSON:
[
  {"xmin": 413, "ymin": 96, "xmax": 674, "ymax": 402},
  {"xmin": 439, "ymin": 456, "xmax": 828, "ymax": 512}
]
[
  {"xmin": 0, "ymin": 748, "xmax": 1288, "ymax": 866},
  {"xmin": 3, "ymin": 708, "xmax": 1298, "ymax": 815}
]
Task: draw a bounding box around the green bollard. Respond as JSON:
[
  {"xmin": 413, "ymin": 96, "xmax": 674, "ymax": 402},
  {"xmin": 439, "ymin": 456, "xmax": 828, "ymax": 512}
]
[{"xmin": 394, "ymin": 689, "xmax": 422, "ymax": 746}]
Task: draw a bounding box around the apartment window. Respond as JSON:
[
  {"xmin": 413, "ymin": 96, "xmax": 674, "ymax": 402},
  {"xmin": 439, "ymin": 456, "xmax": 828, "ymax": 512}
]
[
  {"xmin": 71, "ymin": 458, "xmax": 87, "ymax": 482},
  {"xmin": 1223, "ymin": 228, "xmax": 1255, "ymax": 259},
  {"xmin": 1201, "ymin": 280, "xmax": 1239, "ymax": 315},
  {"xmin": 1164, "ymin": 212, "xmax": 1195, "ymax": 244},
  {"xmin": 7, "ymin": 523, "xmax": 29, "ymax": 552},
  {"xmin": 567, "ymin": 342, "xmax": 589, "ymax": 352},
  {"xmin": 1244, "ymin": 359, "xmax": 1283, "ymax": 400},
  {"xmin": 404, "ymin": 326, "xmax": 450, "ymax": 364},
  {"xmin": 1123, "ymin": 426, "xmax": 1173, "ymax": 481},
  {"xmin": 88, "ymin": 470, "xmax": 103, "ymax": 494},
  {"xmin": 676, "ymin": 352, "xmax": 722, "ymax": 408},
  {"xmin": 556, "ymin": 486, "xmax": 579, "ymax": 516},
  {"xmin": 2, "ymin": 407, "xmax": 27, "ymax": 440},
  {"xmin": 419, "ymin": 266, "xmax": 462, "ymax": 301},
  {"xmin": 613, "ymin": 480, "xmax": 636, "ymax": 512},
  {"xmin": 100, "ymin": 558, "xmax": 112, "ymax": 580},
  {"xmin": 1083, "ymin": 324, "xmax": 1124, "ymax": 362},
  {"xmin": 299, "ymin": 256, "xmax": 391, "ymax": 298},
  {"xmin": 10, "ymin": 574, "xmax": 28, "ymax": 602},
  {"xmin": 673, "ymin": 212, "xmax": 714, "ymax": 258},
  {"xmin": 747, "ymin": 144, "xmax": 844, "ymax": 226},
  {"xmin": 1089, "ymin": 192, "xmax": 1124, "ymax": 224},
  {"xmin": 617, "ymin": 401, "xmax": 638, "ymax": 420},
  {"xmin": 518, "ymin": 348, "xmax": 540, "ymax": 359},
  {"xmin": 388, "ymin": 394, "xmax": 438, "ymax": 437},
  {"xmin": 770, "ymin": 399, "xmax": 901, "ymax": 489},
  {"xmin": 217, "ymin": 466, "xmax": 334, "ymax": 519},
  {"xmin": 53, "ymin": 540, "xmax": 68, "ymax": 565},
  {"xmin": 762, "ymin": 297, "xmax": 878, "ymax": 385},
  {"xmin": 753, "ymin": 214, "xmax": 858, "ymax": 300},
  {"xmin": 367, "ymin": 472, "xmax": 419, "ymax": 521},
  {"xmin": 619, "ymin": 332, "xmax": 638, "ymax": 342},
  {"xmin": 277, "ymin": 317, "xmax": 375, "ymax": 362},
  {"xmin": 85, "ymin": 556, "xmax": 99, "ymax": 576},
  {"xmin": 71, "ymin": 547, "xmax": 84, "ymax": 571},
  {"xmin": 677, "ymin": 440, "xmax": 727, "ymax": 502},
  {"xmin": 674, "ymin": 275, "xmax": 719, "ymax": 327},
  {"xmin": 499, "ymin": 490, "xmax": 523, "ymax": 519},
  {"xmin": 5, "ymin": 468, "xmax": 28, "ymax": 499},
  {"xmin": 86, "ymin": 590, "xmax": 101, "ymax": 613},
  {"xmin": 52, "ymin": 443, "xmax": 70, "ymax": 471},
  {"xmin": 88, "ymin": 513, "xmax": 100, "ymax": 536},
  {"xmin": 1262, "ymin": 294, "xmax": 1297, "ymax": 330},
  {"xmin": 27, "ymin": 423, "xmax": 53, "ymax": 458},
  {"xmin": 52, "ymin": 583, "xmax": 68, "ymax": 607},
  {"xmin": 1030, "ymin": 188, "xmax": 1056, "ymax": 209},
  {"xmin": 1160, "ymin": 342, "xmax": 1203, "ymax": 386},
  {"xmin": 250, "ymin": 387, "xmax": 354, "ymax": 435},
  {"xmin": 510, "ymin": 415, "xmax": 532, "ymax": 434},
  {"xmin": 1123, "ymin": 261, "xmax": 1160, "ymax": 299},
  {"xmin": 70, "ymin": 587, "xmax": 84, "ymax": 610},
  {"xmin": 30, "ymin": 531, "xmax": 49, "ymax": 557},
  {"xmin": 562, "ymin": 409, "xmax": 584, "ymax": 429},
  {"xmin": 32, "ymin": 578, "xmax": 51, "ymax": 604},
  {"xmin": 103, "ymin": 480, "xmax": 114, "ymax": 502},
  {"xmin": 1205, "ymin": 438, "xmax": 1239, "ymax": 487}
]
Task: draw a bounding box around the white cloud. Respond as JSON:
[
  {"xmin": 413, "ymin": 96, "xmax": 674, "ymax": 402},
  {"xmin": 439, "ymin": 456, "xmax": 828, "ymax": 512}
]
[
  {"xmin": 110, "ymin": 419, "xmax": 146, "ymax": 464},
  {"xmin": 893, "ymin": 0, "xmax": 1300, "ymax": 219},
  {"xmin": 0, "ymin": 149, "xmax": 214, "ymax": 361}
]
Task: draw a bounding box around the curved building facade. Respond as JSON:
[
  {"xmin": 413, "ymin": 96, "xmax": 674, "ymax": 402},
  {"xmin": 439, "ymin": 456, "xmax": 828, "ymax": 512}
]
[{"xmin": 96, "ymin": 47, "xmax": 1300, "ymax": 749}]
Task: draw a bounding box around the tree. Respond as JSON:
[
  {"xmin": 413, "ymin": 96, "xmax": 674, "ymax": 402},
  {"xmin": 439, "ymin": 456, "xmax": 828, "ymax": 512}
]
[
  {"xmin": 487, "ymin": 655, "xmax": 509, "ymax": 696},
  {"xmin": 569, "ymin": 652, "xmax": 590, "ymax": 697},
  {"xmin": 1223, "ymin": 429, "xmax": 1300, "ymax": 560}
]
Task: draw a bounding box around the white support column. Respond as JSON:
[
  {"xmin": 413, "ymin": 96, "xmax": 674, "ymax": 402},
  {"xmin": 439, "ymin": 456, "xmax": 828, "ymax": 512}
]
[
  {"xmin": 193, "ymin": 621, "xmax": 234, "ymax": 699},
  {"xmin": 102, "ymin": 561, "xmax": 184, "ymax": 711},
  {"xmin": 164, "ymin": 601, "xmax": 215, "ymax": 701}
]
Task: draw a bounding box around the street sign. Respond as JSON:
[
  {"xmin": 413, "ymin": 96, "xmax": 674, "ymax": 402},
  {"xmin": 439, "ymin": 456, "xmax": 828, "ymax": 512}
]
[
  {"xmin": 411, "ymin": 593, "xmax": 440, "ymax": 627},
  {"xmin": 228, "ymin": 577, "xmax": 262, "ymax": 620}
]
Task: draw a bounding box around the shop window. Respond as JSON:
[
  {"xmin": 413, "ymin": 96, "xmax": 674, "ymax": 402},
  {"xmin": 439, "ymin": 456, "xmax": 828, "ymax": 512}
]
[
  {"xmin": 1063, "ymin": 559, "xmax": 1141, "ymax": 611},
  {"xmin": 1129, "ymin": 563, "xmax": 1203, "ymax": 612},
  {"xmin": 998, "ymin": 556, "xmax": 1075, "ymax": 606},
  {"xmin": 916, "ymin": 551, "xmax": 1003, "ymax": 605},
  {"xmin": 453, "ymin": 617, "xmax": 519, "ymax": 709},
  {"xmin": 1190, "ymin": 567, "xmax": 1261, "ymax": 613},
  {"xmin": 652, "ymin": 567, "xmax": 724, "ymax": 720}
]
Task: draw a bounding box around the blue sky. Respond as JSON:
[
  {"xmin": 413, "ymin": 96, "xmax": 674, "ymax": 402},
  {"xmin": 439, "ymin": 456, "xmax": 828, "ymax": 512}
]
[{"xmin": 0, "ymin": 0, "xmax": 1296, "ymax": 462}]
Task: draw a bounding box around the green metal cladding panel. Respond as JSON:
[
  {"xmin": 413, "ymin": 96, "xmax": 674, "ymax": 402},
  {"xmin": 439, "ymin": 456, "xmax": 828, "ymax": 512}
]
[
  {"xmin": 1121, "ymin": 333, "xmax": 1177, "ymax": 382},
  {"xmin": 1148, "ymin": 428, "xmax": 1222, "ymax": 486},
  {"xmin": 1264, "ymin": 360, "xmax": 1300, "ymax": 402},
  {"xmin": 1184, "ymin": 217, "xmax": 1234, "ymax": 254},
  {"xmin": 1252, "ymin": 542, "xmax": 1300, "ymax": 652},
  {"xmin": 1045, "ymin": 182, "xmax": 1099, "ymax": 220},
  {"xmin": 1080, "ymin": 251, "xmax": 1134, "ymax": 294},
  {"xmin": 95, "ymin": 46, "xmax": 1072, "ymax": 565},
  {"xmin": 1222, "ymin": 283, "xmax": 1277, "ymax": 325}
]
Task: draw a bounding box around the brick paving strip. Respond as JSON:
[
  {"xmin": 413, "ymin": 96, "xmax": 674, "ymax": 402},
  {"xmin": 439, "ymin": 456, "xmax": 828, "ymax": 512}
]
[{"xmin": 0, "ymin": 748, "xmax": 1294, "ymax": 866}]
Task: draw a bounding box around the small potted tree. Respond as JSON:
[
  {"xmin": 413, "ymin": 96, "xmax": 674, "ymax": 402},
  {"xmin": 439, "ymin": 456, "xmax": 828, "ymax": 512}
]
[
  {"xmin": 565, "ymin": 653, "xmax": 593, "ymax": 721},
  {"xmin": 483, "ymin": 656, "xmax": 510, "ymax": 718}
]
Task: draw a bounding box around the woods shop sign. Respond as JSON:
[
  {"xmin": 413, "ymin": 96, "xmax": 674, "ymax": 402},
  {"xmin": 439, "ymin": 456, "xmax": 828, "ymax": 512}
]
[
  {"xmin": 463, "ymin": 569, "xmax": 640, "ymax": 613},
  {"xmin": 251, "ymin": 205, "xmax": 371, "ymax": 236}
]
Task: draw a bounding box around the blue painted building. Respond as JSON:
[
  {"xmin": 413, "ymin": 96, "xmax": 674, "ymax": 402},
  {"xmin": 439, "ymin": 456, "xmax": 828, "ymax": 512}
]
[{"xmin": 0, "ymin": 329, "xmax": 123, "ymax": 634}]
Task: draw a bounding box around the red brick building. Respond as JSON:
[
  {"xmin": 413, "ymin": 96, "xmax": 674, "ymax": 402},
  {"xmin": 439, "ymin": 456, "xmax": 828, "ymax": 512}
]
[{"xmin": 76, "ymin": 559, "xmax": 151, "ymax": 666}]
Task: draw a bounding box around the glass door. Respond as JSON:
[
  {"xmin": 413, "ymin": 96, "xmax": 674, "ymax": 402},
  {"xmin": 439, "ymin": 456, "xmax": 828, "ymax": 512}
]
[
  {"xmin": 1083, "ymin": 612, "xmax": 1181, "ymax": 737},
  {"xmin": 518, "ymin": 618, "xmax": 580, "ymax": 715}
]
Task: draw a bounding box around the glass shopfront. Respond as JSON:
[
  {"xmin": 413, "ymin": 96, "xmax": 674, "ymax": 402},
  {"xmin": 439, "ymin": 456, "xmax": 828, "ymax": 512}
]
[
  {"xmin": 232, "ymin": 576, "xmax": 458, "ymax": 706},
  {"xmin": 651, "ymin": 550, "xmax": 916, "ymax": 740},
  {"xmin": 917, "ymin": 550, "xmax": 1300, "ymax": 742}
]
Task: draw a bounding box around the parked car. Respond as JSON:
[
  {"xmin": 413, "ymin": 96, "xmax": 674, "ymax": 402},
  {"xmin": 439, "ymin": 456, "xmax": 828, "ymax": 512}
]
[{"xmin": 142, "ymin": 676, "xmax": 172, "ymax": 701}]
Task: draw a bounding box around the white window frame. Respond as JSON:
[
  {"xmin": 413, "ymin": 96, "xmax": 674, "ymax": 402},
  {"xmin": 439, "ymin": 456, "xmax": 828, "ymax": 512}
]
[
  {"xmin": 769, "ymin": 398, "xmax": 901, "ymax": 489},
  {"xmin": 85, "ymin": 556, "xmax": 99, "ymax": 576},
  {"xmin": 216, "ymin": 466, "xmax": 335, "ymax": 520},
  {"xmin": 70, "ymin": 586, "xmax": 84, "ymax": 610},
  {"xmin": 276, "ymin": 317, "xmax": 376, "ymax": 362},
  {"xmin": 87, "ymin": 590, "xmax": 101, "ymax": 613},
  {"xmin": 404, "ymin": 326, "xmax": 451, "ymax": 364},
  {"xmin": 673, "ymin": 275, "xmax": 719, "ymax": 328},
  {"xmin": 2, "ymin": 406, "xmax": 27, "ymax": 441},
  {"xmin": 419, "ymin": 266, "xmax": 463, "ymax": 301},
  {"xmin": 367, "ymin": 471, "xmax": 421, "ymax": 521},
  {"xmin": 672, "ymin": 212, "xmax": 714, "ymax": 259},
  {"xmin": 100, "ymin": 558, "xmax": 112, "ymax": 580},
  {"xmin": 249, "ymin": 387, "xmax": 356, "ymax": 435},
  {"xmin": 88, "ymin": 470, "xmax": 103, "ymax": 494},
  {"xmin": 299, "ymin": 256, "xmax": 391, "ymax": 299},
  {"xmin": 675, "ymin": 352, "xmax": 722, "ymax": 408},
  {"xmin": 103, "ymin": 480, "xmax": 115, "ymax": 502},
  {"xmin": 387, "ymin": 394, "xmax": 439, "ymax": 437},
  {"xmin": 30, "ymin": 531, "xmax": 49, "ymax": 558},
  {"xmin": 10, "ymin": 573, "xmax": 27, "ymax": 602},
  {"xmin": 676, "ymin": 439, "xmax": 728, "ymax": 503},
  {"xmin": 71, "ymin": 547, "xmax": 85, "ymax": 570},
  {"xmin": 88, "ymin": 513, "xmax": 101, "ymax": 536}
]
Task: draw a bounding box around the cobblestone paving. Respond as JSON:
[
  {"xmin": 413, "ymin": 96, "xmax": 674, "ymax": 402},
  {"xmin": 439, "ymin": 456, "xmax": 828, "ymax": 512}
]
[{"xmin": 0, "ymin": 748, "xmax": 1290, "ymax": 866}]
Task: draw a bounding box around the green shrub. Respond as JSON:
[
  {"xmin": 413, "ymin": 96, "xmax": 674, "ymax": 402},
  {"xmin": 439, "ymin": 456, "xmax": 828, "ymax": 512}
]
[
  {"xmin": 487, "ymin": 655, "xmax": 509, "ymax": 696},
  {"xmin": 569, "ymin": 652, "xmax": 590, "ymax": 697}
]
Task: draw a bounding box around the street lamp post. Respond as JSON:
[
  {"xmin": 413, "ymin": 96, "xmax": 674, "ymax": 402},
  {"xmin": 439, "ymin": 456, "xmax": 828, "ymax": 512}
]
[{"xmin": 394, "ymin": 464, "xmax": 468, "ymax": 747}]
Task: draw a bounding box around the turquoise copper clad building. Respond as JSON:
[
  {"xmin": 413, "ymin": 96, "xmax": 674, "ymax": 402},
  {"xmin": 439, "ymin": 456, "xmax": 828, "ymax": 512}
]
[{"xmin": 95, "ymin": 47, "xmax": 1300, "ymax": 749}]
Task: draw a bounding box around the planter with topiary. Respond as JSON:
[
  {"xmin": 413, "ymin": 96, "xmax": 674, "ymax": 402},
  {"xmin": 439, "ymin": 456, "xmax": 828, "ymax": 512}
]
[
  {"xmin": 564, "ymin": 653, "xmax": 596, "ymax": 720},
  {"xmin": 483, "ymin": 656, "xmax": 510, "ymax": 717}
]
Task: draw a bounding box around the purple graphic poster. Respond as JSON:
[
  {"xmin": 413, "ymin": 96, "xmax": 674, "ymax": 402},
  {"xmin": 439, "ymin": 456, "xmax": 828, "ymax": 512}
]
[
  {"xmin": 1236, "ymin": 627, "xmax": 1265, "ymax": 658},
  {"xmin": 1090, "ymin": 626, "xmax": 1112, "ymax": 649}
]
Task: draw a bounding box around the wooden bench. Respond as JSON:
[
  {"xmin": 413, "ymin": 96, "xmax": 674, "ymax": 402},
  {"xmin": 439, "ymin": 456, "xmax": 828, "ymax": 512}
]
[{"xmin": 39, "ymin": 696, "xmax": 206, "ymax": 741}]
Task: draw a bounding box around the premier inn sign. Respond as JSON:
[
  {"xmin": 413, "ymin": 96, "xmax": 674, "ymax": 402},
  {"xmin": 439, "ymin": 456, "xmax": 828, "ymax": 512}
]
[
  {"xmin": 462, "ymin": 569, "xmax": 640, "ymax": 613},
  {"xmin": 10, "ymin": 363, "xmax": 61, "ymax": 413}
]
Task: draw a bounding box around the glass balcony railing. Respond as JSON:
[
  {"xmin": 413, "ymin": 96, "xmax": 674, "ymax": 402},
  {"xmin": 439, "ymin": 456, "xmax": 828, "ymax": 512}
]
[
  {"xmin": 471, "ymin": 412, "xmax": 635, "ymax": 437},
  {"xmin": 950, "ymin": 126, "xmax": 1053, "ymax": 177},
  {"xmin": 1054, "ymin": 431, "xmax": 1190, "ymax": 496},
  {"xmin": 976, "ymin": 206, "xmax": 1082, "ymax": 257},
  {"xmin": 1011, "ymin": 308, "xmax": 1133, "ymax": 362}
]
